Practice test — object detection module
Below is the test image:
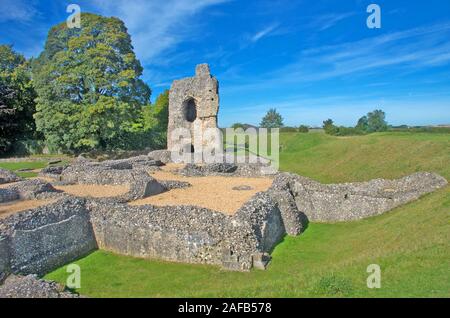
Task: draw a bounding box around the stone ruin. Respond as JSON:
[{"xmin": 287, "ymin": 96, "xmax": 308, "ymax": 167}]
[
  {"xmin": 167, "ymin": 64, "xmax": 220, "ymax": 155},
  {"xmin": 0, "ymin": 64, "xmax": 448, "ymax": 297},
  {"xmin": 0, "ymin": 156, "xmax": 447, "ymax": 277},
  {"xmin": 0, "ymin": 154, "xmax": 447, "ymax": 297}
]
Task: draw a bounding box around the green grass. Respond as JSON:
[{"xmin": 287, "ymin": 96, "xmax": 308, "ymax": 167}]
[
  {"xmin": 279, "ymin": 132, "xmax": 450, "ymax": 183},
  {"xmin": 42, "ymin": 132, "xmax": 450, "ymax": 297},
  {"xmin": 0, "ymin": 157, "xmax": 70, "ymax": 178},
  {"xmin": 0, "ymin": 161, "xmax": 48, "ymax": 178}
]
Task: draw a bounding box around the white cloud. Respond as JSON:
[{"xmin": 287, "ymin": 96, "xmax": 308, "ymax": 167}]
[
  {"xmin": 294, "ymin": 22, "xmax": 450, "ymax": 78},
  {"xmin": 306, "ymin": 12, "xmax": 355, "ymax": 31},
  {"xmin": 224, "ymin": 22, "xmax": 450, "ymax": 93},
  {"xmin": 88, "ymin": 0, "xmax": 229, "ymax": 66},
  {"xmin": 251, "ymin": 23, "xmax": 279, "ymax": 42}
]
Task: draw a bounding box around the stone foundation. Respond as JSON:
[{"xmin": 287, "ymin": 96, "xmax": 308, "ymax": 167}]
[
  {"xmin": 88, "ymin": 191, "xmax": 289, "ymax": 271},
  {"xmin": 273, "ymin": 172, "xmax": 448, "ymax": 222},
  {"xmin": 0, "ymin": 156, "xmax": 447, "ymax": 279}
]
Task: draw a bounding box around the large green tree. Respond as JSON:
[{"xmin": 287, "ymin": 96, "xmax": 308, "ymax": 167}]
[
  {"xmin": 260, "ymin": 108, "xmax": 284, "ymax": 128},
  {"xmin": 0, "ymin": 45, "xmax": 37, "ymax": 154},
  {"xmin": 32, "ymin": 13, "xmax": 151, "ymax": 153},
  {"xmin": 367, "ymin": 109, "xmax": 388, "ymax": 132}
]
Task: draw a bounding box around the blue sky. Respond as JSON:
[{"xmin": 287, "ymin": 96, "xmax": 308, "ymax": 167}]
[{"xmin": 1, "ymin": 0, "xmax": 449, "ymax": 127}]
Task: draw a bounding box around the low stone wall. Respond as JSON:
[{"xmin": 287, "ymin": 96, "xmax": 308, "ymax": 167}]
[
  {"xmin": 0, "ymin": 198, "xmax": 97, "ymax": 276},
  {"xmin": 89, "ymin": 201, "xmax": 229, "ymax": 267},
  {"xmin": 274, "ymin": 172, "xmax": 448, "ymax": 222},
  {"xmin": 88, "ymin": 192, "xmax": 290, "ymax": 271},
  {"xmin": 0, "ymin": 189, "xmax": 20, "ymax": 203},
  {"xmin": 177, "ymin": 162, "xmax": 274, "ymax": 177},
  {"xmin": 6, "ymin": 179, "xmax": 61, "ymax": 200},
  {"xmin": 0, "ymin": 235, "xmax": 9, "ymax": 283},
  {"xmin": 0, "ymin": 169, "xmax": 22, "ymax": 184},
  {"xmin": 59, "ymin": 161, "xmax": 166, "ymax": 202}
]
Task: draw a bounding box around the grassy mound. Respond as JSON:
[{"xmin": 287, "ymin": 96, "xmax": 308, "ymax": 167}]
[
  {"xmin": 41, "ymin": 132, "xmax": 450, "ymax": 297},
  {"xmin": 279, "ymin": 132, "xmax": 450, "ymax": 183}
]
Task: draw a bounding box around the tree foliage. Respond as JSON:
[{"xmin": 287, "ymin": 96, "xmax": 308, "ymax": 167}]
[
  {"xmin": 323, "ymin": 119, "xmax": 337, "ymax": 135},
  {"xmin": 142, "ymin": 90, "xmax": 169, "ymax": 148},
  {"xmin": 152, "ymin": 89, "xmax": 169, "ymax": 132},
  {"xmin": 356, "ymin": 115, "xmax": 369, "ymax": 132},
  {"xmin": 32, "ymin": 13, "xmax": 151, "ymax": 153},
  {"xmin": 323, "ymin": 109, "xmax": 388, "ymax": 136},
  {"xmin": 260, "ymin": 108, "xmax": 284, "ymax": 128},
  {"xmin": 0, "ymin": 45, "xmax": 37, "ymax": 154},
  {"xmin": 298, "ymin": 125, "xmax": 309, "ymax": 133},
  {"xmin": 231, "ymin": 123, "xmax": 246, "ymax": 130},
  {"xmin": 367, "ymin": 109, "xmax": 388, "ymax": 132}
]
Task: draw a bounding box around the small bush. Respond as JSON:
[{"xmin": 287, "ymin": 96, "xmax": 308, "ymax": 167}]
[
  {"xmin": 334, "ymin": 126, "xmax": 366, "ymax": 136},
  {"xmin": 298, "ymin": 125, "xmax": 309, "ymax": 133}
]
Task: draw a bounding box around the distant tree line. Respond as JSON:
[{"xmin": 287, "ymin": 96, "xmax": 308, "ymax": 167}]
[
  {"xmin": 323, "ymin": 109, "xmax": 388, "ymax": 136},
  {"xmin": 231, "ymin": 108, "xmax": 390, "ymax": 136},
  {"xmin": 232, "ymin": 108, "xmax": 310, "ymax": 133},
  {"xmin": 0, "ymin": 13, "xmax": 168, "ymax": 156}
]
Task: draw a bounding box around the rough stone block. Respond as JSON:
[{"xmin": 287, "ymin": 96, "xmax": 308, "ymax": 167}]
[
  {"xmin": 0, "ymin": 169, "xmax": 22, "ymax": 185},
  {"xmin": 252, "ymin": 253, "xmax": 272, "ymax": 270},
  {"xmin": 0, "ymin": 188, "xmax": 20, "ymax": 203},
  {"xmin": 148, "ymin": 150, "xmax": 172, "ymax": 164},
  {"xmin": 1, "ymin": 198, "xmax": 97, "ymax": 276}
]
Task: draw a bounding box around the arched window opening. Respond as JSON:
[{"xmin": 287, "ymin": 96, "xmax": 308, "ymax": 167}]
[{"xmin": 183, "ymin": 98, "xmax": 197, "ymax": 122}]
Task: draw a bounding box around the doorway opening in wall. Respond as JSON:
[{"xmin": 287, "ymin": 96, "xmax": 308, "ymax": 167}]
[{"xmin": 183, "ymin": 98, "xmax": 197, "ymax": 122}]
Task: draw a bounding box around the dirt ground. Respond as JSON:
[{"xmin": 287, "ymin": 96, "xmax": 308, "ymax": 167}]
[
  {"xmin": 0, "ymin": 183, "xmax": 15, "ymax": 189},
  {"xmin": 0, "ymin": 199, "xmax": 57, "ymax": 219},
  {"xmin": 130, "ymin": 164, "xmax": 274, "ymax": 215},
  {"xmin": 53, "ymin": 184, "xmax": 130, "ymax": 198}
]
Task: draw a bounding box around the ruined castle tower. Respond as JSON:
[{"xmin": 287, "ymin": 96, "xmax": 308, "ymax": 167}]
[{"xmin": 167, "ymin": 64, "xmax": 220, "ymax": 154}]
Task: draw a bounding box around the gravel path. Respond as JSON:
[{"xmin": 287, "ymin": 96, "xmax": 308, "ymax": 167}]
[
  {"xmin": 0, "ymin": 199, "xmax": 57, "ymax": 219},
  {"xmin": 130, "ymin": 164, "xmax": 274, "ymax": 215},
  {"xmin": 54, "ymin": 184, "xmax": 130, "ymax": 198}
]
